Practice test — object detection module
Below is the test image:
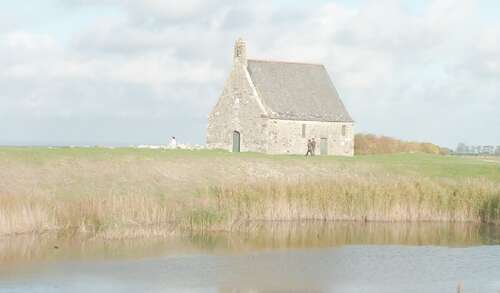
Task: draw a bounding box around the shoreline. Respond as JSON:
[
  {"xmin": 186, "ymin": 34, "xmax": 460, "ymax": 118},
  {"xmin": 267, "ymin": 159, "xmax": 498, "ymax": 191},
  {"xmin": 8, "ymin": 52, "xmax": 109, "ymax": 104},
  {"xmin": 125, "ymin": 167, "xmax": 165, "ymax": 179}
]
[{"xmin": 0, "ymin": 217, "xmax": 497, "ymax": 240}]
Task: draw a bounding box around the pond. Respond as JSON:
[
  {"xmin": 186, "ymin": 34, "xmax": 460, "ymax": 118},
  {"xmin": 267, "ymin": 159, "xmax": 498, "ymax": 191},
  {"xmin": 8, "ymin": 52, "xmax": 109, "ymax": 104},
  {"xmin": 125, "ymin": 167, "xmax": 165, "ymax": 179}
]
[{"xmin": 1, "ymin": 222, "xmax": 500, "ymax": 293}]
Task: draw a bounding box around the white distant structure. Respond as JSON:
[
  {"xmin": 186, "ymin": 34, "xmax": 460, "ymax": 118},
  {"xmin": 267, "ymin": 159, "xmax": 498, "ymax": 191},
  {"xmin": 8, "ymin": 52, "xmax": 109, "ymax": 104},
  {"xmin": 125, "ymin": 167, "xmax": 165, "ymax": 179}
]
[
  {"xmin": 455, "ymin": 143, "xmax": 500, "ymax": 155},
  {"xmin": 135, "ymin": 144, "xmax": 205, "ymax": 150}
]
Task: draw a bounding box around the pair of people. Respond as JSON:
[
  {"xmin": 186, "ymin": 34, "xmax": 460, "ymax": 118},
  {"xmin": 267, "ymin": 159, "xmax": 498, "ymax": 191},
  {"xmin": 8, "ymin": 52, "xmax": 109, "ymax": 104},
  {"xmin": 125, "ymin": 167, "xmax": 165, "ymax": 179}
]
[{"xmin": 305, "ymin": 138, "xmax": 316, "ymax": 156}]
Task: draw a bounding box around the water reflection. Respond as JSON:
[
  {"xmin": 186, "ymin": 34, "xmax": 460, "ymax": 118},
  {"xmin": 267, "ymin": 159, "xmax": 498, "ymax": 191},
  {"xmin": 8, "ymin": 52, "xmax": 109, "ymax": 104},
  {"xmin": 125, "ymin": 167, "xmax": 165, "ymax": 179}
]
[
  {"xmin": 2, "ymin": 245, "xmax": 500, "ymax": 293},
  {"xmin": 188, "ymin": 221, "xmax": 500, "ymax": 252},
  {"xmin": 1, "ymin": 222, "xmax": 499, "ymax": 264},
  {"xmin": 1, "ymin": 222, "xmax": 500, "ymax": 293}
]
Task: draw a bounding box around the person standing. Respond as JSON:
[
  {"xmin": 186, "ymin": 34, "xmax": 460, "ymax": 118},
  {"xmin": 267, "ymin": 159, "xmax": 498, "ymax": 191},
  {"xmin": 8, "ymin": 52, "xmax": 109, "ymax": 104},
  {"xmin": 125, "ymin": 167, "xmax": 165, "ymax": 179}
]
[
  {"xmin": 170, "ymin": 136, "xmax": 177, "ymax": 149},
  {"xmin": 305, "ymin": 139, "xmax": 313, "ymax": 156},
  {"xmin": 311, "ymin": 138, "xmax": 316, "ymax": 156}
]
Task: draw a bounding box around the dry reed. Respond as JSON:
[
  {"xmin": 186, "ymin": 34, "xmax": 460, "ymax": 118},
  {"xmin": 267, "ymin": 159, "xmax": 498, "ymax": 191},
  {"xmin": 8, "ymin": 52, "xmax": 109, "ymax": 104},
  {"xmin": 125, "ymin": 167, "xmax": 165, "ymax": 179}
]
[{"xmin": 1, "ymin": 174, "xmax": 499, "ymax": 237}]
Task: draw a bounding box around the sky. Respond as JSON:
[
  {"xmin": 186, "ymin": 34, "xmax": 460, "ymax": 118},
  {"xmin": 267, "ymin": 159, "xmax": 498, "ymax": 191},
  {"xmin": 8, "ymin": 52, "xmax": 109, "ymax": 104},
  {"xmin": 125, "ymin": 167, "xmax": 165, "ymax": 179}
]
[{"xmin": 1, "ymin": 0, "xmax": 499, "ymax": 148}]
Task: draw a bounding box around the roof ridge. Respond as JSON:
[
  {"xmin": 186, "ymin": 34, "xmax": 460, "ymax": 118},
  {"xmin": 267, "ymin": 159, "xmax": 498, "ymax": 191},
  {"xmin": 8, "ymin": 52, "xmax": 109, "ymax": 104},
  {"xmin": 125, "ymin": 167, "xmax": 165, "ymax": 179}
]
[{"xmin": 247, "ymin": 58, "xmax": 324, "ymax": 66}]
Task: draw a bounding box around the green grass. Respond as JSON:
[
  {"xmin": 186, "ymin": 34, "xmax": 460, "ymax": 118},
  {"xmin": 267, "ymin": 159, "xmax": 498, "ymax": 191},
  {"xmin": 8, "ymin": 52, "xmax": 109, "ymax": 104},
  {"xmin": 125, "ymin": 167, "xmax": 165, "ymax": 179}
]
[
  {"xmin": 0, "ymin": 146, "xmax": 233, "ymax": 162},
  {"xmin": 349, "ymin": 153, "xmax": 500, "ymax": 179},
  {"xmin": 1, "ymin": 147, "xmax": 498, "ymax": 177}
]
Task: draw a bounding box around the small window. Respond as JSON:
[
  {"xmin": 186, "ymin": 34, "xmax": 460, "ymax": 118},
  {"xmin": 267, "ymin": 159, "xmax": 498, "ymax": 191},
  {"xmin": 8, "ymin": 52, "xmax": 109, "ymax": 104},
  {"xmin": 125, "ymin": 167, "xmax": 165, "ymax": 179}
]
[
  {"xmin": 301, "ymin": 124, "xmax": 306, "ymax": 138},
  {"xmin": 342, "ymin": 125, "xmax": 347, "ymax": 137}
]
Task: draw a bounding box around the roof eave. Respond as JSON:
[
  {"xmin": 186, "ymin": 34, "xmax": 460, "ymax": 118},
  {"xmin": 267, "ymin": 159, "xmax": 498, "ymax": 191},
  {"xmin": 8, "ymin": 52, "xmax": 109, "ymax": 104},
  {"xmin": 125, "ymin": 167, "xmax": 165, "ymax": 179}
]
[{"xmin": 268, "ymin": 116, "xmax": 355, "ymax": 123}]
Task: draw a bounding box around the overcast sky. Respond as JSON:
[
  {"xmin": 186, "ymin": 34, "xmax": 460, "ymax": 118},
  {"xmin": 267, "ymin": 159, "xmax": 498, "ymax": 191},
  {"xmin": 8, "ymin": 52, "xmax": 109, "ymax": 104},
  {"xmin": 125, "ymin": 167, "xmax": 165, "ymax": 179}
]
[{"xmin": 1, "ymin": 0, "xmax": 499, "ymax": 148}]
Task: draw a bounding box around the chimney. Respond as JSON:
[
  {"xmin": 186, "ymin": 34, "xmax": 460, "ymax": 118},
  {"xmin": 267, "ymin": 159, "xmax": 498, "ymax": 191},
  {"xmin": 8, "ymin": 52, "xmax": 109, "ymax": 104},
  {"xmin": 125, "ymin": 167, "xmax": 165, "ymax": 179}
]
[{"xmin": 233, "ymin": 38, "xmax": 247, "ymax": 67}]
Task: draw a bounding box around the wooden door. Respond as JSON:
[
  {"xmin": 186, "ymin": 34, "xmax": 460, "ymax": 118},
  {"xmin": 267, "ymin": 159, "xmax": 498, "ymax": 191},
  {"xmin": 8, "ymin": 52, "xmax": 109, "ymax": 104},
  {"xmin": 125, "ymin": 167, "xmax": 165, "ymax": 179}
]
[
  {"xmin": 320, "ymin": 138, "xmax": 328, "ymax": 155},
  {"xmin": 232, "ymin": 131, "xmax": 240, "ymax": 153}
]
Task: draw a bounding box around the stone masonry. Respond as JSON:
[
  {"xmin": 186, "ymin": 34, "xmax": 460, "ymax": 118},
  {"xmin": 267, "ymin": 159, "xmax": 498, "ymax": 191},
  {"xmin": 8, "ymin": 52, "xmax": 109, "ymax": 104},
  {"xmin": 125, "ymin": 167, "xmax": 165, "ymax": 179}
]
[{"xmin": 207, "ymin": 38, "xmax": 354, "ymax": 156}]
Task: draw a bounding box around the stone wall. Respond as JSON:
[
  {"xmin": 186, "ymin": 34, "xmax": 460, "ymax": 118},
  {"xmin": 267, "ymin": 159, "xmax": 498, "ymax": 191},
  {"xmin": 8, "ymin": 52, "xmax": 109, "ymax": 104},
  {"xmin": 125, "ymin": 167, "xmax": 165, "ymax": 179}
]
[
  {"xmin": 266, "ymin": 119, "xmax": 354, "ymax": 156},
  {"xmin": 206, "ymin": 62, "xmax": 268, "ymax": 153}
]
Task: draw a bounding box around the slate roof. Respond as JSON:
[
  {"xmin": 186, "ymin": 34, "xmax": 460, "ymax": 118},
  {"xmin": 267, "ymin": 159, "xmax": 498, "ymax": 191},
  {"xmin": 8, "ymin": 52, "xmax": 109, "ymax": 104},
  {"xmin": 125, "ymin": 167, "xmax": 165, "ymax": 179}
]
[{"xmin": 247, "ymin": 59, "xmax": 353, "ymax": 122}]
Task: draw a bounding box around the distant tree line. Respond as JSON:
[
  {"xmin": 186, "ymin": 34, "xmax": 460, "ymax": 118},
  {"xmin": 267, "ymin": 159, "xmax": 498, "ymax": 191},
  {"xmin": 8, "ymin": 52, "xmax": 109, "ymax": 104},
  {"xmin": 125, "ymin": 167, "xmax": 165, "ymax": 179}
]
[
  {"xmin": 455, "ymin": 143, "xmax": 500, "ymax": 156},
  {"xmin": 354, "ymin": 133, "xmax": 449, "ymax": 155}
]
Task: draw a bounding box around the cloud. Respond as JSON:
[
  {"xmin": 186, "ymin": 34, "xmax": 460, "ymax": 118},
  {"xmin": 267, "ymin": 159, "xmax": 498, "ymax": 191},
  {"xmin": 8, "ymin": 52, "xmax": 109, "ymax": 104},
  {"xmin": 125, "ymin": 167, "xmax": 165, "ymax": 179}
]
[{"xmin": 1, "ymin": 0, "xmax": 500, "ymax": 147}]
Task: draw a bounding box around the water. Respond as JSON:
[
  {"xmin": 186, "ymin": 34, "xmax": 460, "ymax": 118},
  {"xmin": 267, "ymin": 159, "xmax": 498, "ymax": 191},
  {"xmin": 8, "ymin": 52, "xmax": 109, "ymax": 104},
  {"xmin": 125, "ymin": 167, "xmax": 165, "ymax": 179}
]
[{"xmin": 1, "ymin": 222, "xmax": 500, "ymax": 293}]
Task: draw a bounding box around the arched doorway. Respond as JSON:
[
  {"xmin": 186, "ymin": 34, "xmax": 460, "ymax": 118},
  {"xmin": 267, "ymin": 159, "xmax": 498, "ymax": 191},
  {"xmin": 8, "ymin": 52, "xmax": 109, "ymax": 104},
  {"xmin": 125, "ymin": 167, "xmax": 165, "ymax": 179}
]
[{"xmin": 232, "ymin": 131, "xmax": 240, "ymax": 153}]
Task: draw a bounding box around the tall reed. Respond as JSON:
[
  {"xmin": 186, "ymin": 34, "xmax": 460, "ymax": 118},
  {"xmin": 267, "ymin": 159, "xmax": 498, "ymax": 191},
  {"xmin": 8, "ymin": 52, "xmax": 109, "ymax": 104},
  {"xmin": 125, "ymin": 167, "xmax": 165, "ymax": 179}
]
[
  {"xmin": 1, "ymin": 174, "xmax": 499, "ymax": 237},
  {"xmin": 197, "ymin": 175, "xmax": 500, "ymax": 230}
]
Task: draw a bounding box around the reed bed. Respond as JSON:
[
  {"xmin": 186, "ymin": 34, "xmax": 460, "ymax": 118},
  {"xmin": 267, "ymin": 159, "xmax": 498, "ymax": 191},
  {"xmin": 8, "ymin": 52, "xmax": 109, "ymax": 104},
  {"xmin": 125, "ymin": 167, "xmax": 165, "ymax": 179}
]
[
  {"xmin": 206, "ymin": 175, "xmax": 500, "ymax": 227},
  {"xmin": 1, "ymin": 147, "xmax": 500, "ymax": 237},
  {"xmin": 1, "ymin": 174, "xmax": 499, "ymax": 237}
]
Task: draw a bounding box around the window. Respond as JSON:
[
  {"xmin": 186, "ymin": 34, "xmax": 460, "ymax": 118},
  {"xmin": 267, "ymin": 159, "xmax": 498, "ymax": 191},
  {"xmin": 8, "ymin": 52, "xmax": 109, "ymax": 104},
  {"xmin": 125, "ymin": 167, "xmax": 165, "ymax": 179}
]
[
  {"xmin": 301, "ymin": 124, "xmax": 306, "ymax": 138},
  {"xmin": 342, "ymin": 125, "xmax": 347, "ymax": 137}
]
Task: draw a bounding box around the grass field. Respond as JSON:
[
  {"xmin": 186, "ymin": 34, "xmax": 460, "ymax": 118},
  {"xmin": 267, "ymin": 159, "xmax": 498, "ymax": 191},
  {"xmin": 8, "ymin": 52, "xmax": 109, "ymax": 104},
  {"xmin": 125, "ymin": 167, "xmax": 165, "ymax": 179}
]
[{"xmin": 1, "ymin": 147, "xmax": 499, "ymax": 237}]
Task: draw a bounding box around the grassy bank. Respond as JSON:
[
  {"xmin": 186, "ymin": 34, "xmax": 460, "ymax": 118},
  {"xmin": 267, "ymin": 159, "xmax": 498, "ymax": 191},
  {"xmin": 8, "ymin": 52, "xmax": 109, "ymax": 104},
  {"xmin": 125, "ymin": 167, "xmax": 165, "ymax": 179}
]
[{"xmin": 1, "ymin": 147, "xmax": 499, "ymax": 237}]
